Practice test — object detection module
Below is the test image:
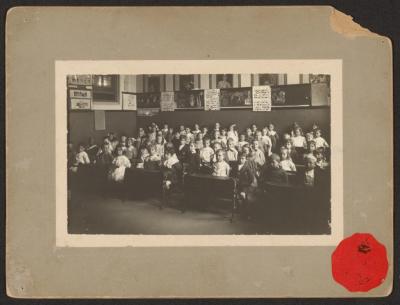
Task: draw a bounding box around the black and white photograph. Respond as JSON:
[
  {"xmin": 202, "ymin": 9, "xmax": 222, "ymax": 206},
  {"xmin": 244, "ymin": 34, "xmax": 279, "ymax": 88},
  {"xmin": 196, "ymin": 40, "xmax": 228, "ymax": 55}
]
[
  {"xmin": 136, "ymin": 92, "xmax": 161, "ymax": 109},
  {"xmin": 220, "ymin": 87, "xmax": 253, "ymax": 108},
  {"xmin": 174, "ymin": 89, "xmax": 204, "ymax": 109},
  {"xmin": 62, "ymin": 61, "xmax": 338, "ymax": 243}
]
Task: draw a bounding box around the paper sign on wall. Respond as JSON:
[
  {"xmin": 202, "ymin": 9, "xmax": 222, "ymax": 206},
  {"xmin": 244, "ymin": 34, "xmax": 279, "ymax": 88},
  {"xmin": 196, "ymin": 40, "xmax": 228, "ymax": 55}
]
[
  {"xmin": 204, "ymin": 89, "xmax": 220, "ymax": 111},
  {"xmin": 70, "ymin": 89, "xmax": 92, "ymax": 99},
  {"xmin": 252, "ymin": 85, "xmax": 272, "ymax": 111},
  {"xmin": 94, "ymin": 110, "xmax": 106, "ymax": 131},
  {"xmin": 70, "ymin": 98, "xmax": 91, "ymax": 110},
  {"xmin": 160, "ymin": 92, "xmax": 176, "ymax": 111},
  {"xmin": 122, "ymin": 92, "xmax": 137, "ymax": 110}
]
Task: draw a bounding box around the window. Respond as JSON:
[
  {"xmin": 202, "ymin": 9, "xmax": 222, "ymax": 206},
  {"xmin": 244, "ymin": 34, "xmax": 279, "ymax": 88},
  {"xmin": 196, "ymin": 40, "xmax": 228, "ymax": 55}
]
[{"xmin": 92, "ymin": 75, "xmax": 119, "ymax": 102}]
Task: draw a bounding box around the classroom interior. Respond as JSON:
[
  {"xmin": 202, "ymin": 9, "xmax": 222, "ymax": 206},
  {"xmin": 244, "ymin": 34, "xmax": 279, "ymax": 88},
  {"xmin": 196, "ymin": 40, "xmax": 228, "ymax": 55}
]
[{"xmin": 67, "ymin": 73, "xmax": 331, "ymax": 235}]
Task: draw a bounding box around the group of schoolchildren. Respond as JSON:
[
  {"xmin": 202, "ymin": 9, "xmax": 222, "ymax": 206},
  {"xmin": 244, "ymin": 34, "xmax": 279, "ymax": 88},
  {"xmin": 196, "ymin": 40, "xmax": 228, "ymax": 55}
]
[{"xmin": 68, "ymin": 121, "xmax": 330, "ymax": 207}]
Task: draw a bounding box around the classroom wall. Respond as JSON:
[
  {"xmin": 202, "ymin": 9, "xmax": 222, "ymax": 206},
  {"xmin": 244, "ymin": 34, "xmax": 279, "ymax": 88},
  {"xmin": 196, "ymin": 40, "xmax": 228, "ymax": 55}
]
[
  {"xmin": 68, "ymin": 111, "xmax": 137, "ymax": 145},
  {"xmin": 69, "ymin": 74, "xmax": 330, "ymax": 145}
]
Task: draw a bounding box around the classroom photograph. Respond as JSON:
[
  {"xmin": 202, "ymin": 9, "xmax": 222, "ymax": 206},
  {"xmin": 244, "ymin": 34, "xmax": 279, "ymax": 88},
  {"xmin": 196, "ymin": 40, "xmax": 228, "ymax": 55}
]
[{"xmin": 67, "ymin": 73, "xmax": 331, "ymax": 235}]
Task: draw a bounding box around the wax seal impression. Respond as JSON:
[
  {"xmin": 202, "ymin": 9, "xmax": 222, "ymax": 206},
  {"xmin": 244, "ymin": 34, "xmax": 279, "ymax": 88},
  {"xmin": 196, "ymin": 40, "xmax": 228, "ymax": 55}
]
[{"xmin": 331, "ymin": 233, "xmax": 388, "ymax": 292}]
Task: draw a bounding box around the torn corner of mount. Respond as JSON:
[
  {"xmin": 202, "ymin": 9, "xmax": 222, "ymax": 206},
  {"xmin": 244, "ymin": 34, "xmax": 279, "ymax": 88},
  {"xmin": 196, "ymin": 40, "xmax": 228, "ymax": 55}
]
[{"xmin": 329, "ymin": 7, "xmax": 388, "ymax": 40}]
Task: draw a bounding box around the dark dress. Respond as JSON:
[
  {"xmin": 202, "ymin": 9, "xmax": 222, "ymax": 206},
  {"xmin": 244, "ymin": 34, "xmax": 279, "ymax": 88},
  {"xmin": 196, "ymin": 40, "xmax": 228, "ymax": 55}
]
[
  {"xmin": 162, "ymin": 161, "xmax": 184, "ymax": 191},
  {"xmin": 232, "ymin": 161, "xmax": 257, "ymax": 195},
  {"xmin": 177, "ymin": 144, "xmax": 190, "ymax": 163},
  {"xmin": 186, "ymin": 151, "xmax": 201, "ymax": 174},
  {"xmin": 260, "ymin": 165, "xmax": 289, "ymax": 186}
]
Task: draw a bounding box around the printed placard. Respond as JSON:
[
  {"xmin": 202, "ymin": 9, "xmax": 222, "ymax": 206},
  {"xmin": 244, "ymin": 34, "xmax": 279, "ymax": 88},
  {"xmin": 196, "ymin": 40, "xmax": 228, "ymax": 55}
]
[
  {"xmin": 252, "ymin": 85, "xmax": 272, "ymax": 111},
  {"xmin": 122, "ymin": 92, "xmax": 137, "ymax": 110},
  {"xmin": 67, "ymin": 75, "xmax": 92, "ymax": 86},
  {"xmin": 70, "ymin": 98, "xmax": 91, "ymax": 110},
  {"xmin": 160, "ymin": 91, "xmax": 176, "ymax": 111},
  {"xmin": 204, "ymin": 89, "xmax": 220, "ymax": 110},
  {"xmin": 69, "ymin": 89, "xmax": 92, "ymax": 99}
]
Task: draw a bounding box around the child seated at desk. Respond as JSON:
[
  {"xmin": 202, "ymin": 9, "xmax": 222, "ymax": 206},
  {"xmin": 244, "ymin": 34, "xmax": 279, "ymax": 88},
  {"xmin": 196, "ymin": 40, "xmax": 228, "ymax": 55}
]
[
  {"xmin": 108, "ymin": 145, "xmax": 131, "ymax": 182},
  {"xmin": 291, "ymin": 126, "xmax": 307, "ymax": 151},
  {"xmin": 226, "ymin": 138, "xmax": 238, "ymax": 162},
  {"xmin": 85, "ymin": 137, "xmax": 99, "ymax": 162},
  {"xmin": 155, "ymin": 134, "xmax": 165, "ymax": 158},
  {"xmin": 232, "ymin": 152, "xmax": 257, "ymax": 198},
  {"xmin": 186, "ymin": 142, "xmax": 201, "ymax": 174},
  {"xmin": 267, "ymin": 123, "xmax": 279, "ymax": 152},
  {"xmin": 302, "ymin": 155, "xmax": 318, "ymax": 187},
  {"xmin": 199, "ymin": 138, "xmax": 214, "ymax": 173},
  {"xmin": 192, "ymin": 123, "xmax": 201, "ymax": 136},
  {"xmin": 212, "ymin": 149, "xmax": 230, "ymax": 177},
  {"xmin": 251, "ymin": 140, "xmax": 266, "ymax": 168},
  {"xmin": 303, "ymin": 140, "xmax": 317, "ymax": 160},
  {"xmin": 96, "ymin": 142, "xmax": 114, "ymax": 166},
  {"xmin": 237, "ymin": 134, "xmax": 248, "ymax": 152},
  {"xmin": 75, "ymin": 143, "xmax": 91, "ymax": 165},
  {"xmin": 212, "ymin": 142, "xmax": 224, "ymax": 163},
  {"xmin": 201, "ymin": 126, "xmax": 209, "ymax": 138},
  {"xmin": 162, "ymin": 147, "xmax": 183, "ymax": 192},
  {"xmin": 220, "ymin": 128, "xmax": 228, "ymax": 148},
  {"xmin": 280, "ymin": 147, "xmax": 296, "ymax": 172},
  {"xmin": 144, "ymin": 145, "xmax": 161, "ymax": 170},
  {"xmin": 125, "ymin": 138, "xmax": 138, "ymax": 162},
  {"xmin": 314, "ymin": 147, "xmax": 329, "ymax": 170},
  {"xmin": 284, "ymin": 140, "xmax": 299, "ymax": 164},
  {"xmin": 177, "ymin": 135, "xmax": 190, "ymax": 163},
  {"xmin": 195, "ymin": 133, "xmax": 204, "ymax": 150},
  {"xmin": 260, "ymin": 153, "xmax": 288, "ymax": 186},
  {"xmin": 185, "ymin": 127, "xmax": 194, "ymax": 142},
  {"xmin": 136, "ymin": 147, "xmax": 149, "ymax": 169},
  {"xmin": 227, "ymin": 124, "xmax": 238, "ymax": 144},
  {"xmin": 313, "ymin": 129, "xmax": 329, "ymax": 149},
  {"xmin": 245, "ymin": 128, "xmax": 254, "ymax": 143}
]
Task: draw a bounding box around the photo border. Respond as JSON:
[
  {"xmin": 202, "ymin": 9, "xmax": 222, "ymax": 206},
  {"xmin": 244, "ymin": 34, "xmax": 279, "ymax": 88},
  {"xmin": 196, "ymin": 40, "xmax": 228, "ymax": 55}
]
[{"xmin": 56, "ymin": 59, "xmax": 343, "ymax": 247}]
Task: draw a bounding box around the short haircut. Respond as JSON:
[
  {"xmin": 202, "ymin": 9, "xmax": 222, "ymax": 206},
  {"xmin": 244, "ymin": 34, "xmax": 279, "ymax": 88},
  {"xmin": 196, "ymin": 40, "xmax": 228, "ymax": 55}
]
[
  {"xmin": 165, "ymin": 147, "xmax": 176, "ymax": 156},
  {"xmin": 270, "ymin": 153, "xmax": 281, "ymax": 162},
  {"xmin": 238, "ymin": 152, "xmax": 247, "ymax": 159},
  {"xmin": 305, "ymin": 155, "xmax": 317, "ymax": 163}
]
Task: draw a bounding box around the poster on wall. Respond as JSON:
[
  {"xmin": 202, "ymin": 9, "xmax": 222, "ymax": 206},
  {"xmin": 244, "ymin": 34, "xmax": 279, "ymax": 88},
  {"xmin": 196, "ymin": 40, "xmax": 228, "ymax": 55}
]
[
  {"xmin": 67, "ymin": 75, "xmax": 92, "ymax": 86},
  {"xmin": 70, "ymin": 98, "xmax": 91, "ymax": 110},
  {"xmin": 137, "ymin": 92, "xmax": 161, "ymax": 109},
  {"xmin": 160, "ymin": 91, "xmax": 176, "ymax": 111},
  {"xmin": 122, "ymin": 92, "xmax": 137, "ymax": 110},
  {"xmin": 220, "ymin": 87, "xmax": 252, "ymax": 109},
  {"xmin": 252, "ymin": 85, "xmax": 272, "ymax": 111},
  {"xmin": 174, "ymin": 90, "xmax": 204, "ymax": 110},
  {"xmin": 69, "ymin": 89, "xmax": 92, "ymax": 99},
  {"xmin": 204, "ymin": 89, "xmax": 220, "ymax": 111}
]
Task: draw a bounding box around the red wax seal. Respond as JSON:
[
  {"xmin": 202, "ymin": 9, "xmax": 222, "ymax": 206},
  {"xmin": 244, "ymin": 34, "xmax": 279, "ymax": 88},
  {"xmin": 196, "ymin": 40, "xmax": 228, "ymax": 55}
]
[{"xmin": 332, "ymin": 233, "xmax": 389, "ymax": 292}]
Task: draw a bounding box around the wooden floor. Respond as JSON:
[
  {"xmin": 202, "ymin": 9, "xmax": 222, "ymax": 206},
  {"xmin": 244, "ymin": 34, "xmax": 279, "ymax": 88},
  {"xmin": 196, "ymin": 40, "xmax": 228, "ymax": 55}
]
[{"xmin": 68, "ymin": 188, "xmax": 331, "ymax": 235}]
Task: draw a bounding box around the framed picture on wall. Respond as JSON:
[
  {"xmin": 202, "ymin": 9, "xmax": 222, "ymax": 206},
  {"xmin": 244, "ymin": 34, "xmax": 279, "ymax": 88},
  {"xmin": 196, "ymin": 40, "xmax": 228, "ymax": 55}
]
[
  {"xmin": 219, "ymin": 87, "xmax": 252, "ymax": 109},
  {"xmin": 271, "ymin": 84, "xmax": 311, "ymax": 107},
  {"xmin": 122, "ymin": 92, "xmax": 137, "ymax": 110},
  {"xmin": 70, "ymin": 98, "xmax": 91, "ymax": 110},
  {"xmin": 137, "ymin": 92, "xmax": 161, "ymax": 109},
  {"xmin": 174, "ymin": 90, "xmax": 204, "ymax": 110}
]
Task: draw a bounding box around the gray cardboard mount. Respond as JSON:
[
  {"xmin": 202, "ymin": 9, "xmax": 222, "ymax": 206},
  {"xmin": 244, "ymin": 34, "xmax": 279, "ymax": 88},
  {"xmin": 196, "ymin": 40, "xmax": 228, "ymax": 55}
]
[{"xmin": 6, "ymin": 6, "xmax": 393, "ymax": 298}]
